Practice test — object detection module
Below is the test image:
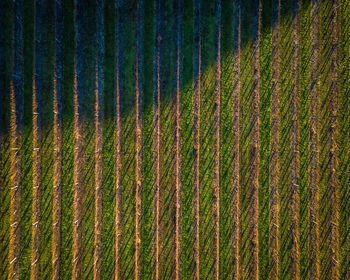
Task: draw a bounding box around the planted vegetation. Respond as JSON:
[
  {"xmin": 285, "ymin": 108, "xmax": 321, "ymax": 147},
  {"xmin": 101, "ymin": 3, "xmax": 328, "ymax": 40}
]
[{"xmin": 0, "ymin": 0, "xmax": 349, "ymax": 279}]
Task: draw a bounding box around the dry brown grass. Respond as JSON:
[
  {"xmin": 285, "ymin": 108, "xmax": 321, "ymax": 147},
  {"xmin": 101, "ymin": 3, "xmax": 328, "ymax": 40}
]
[
  {"xmin": 93, "ymin": 71, "xmax": 103, "ymax": 280},
  {"xmin": 31, "ymin": 3, "xmax": 43, "ymax": 278},
  {"xmin": 248, "ymin": 1, "xmax": 261, "ymax": 279},
  {"xmin": 326, "ymin": 0, "xmax": 340, "ymax": 278},
  {"xmin": 93, "ymin": 1, "xmax": 104, "ymax": 278},
  {"xmin": 52, "ymin": 73, "xmax": 62, "ymax": 280},
  {"xmin": 31, "ymin": 79, "xmax": 41, "ymax": 280},
  {"xmin": 9, "ymin": 3, "xmax": 23, "ymax": 279},
  {"xmin": 52, "ymin": 2, "xmax": 63, "ymax": 279},
  {"xmin": 134, "ymin": 1, "xmax": 143, "ymax": 279},
  {"xmin": 72, "ymin": 73, "xmax": 84, "ymax": 280},
  {"xmin": 114, "ymin": 2, "xmax": 122, "ymax": 280},
  {"xmin": 9, "ymin": 82, "xmax": 22, "ymax": 280}
]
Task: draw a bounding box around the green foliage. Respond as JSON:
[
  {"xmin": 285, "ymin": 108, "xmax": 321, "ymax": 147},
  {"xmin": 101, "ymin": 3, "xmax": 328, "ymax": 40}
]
[{"xmin": 0, "ymin": 0, "xmax": 349, "ymax": 279}]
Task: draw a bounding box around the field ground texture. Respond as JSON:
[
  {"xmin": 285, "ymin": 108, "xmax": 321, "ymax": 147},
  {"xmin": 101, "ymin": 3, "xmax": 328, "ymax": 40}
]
[{"xmin": 0, "ymin": 0, "xmax": 350, "ymax": 279}]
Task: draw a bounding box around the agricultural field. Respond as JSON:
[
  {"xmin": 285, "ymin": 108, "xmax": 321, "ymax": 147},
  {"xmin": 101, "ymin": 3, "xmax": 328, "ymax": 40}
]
[{"xmin": 0, "ymin": 0, "xmax": 349, "ymax": 279}]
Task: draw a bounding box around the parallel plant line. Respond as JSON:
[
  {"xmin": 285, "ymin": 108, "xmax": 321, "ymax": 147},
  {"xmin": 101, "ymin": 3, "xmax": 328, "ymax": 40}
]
[
  {"xmin": 213, "ymin": 0, "xmax": 221, "ymax": 279},
  {"xmin": 31, "ymin": 0, "xmax": 43, "ymax": 279},
  {"xmin": 338, "ymin": 1, "xmax": 350, "ymax": 278},
  {"xmin": 0, "ymin": 4, "xmax": 3, "ymax": 272},
  {"xmin": 153, "ymin": 0, "xmax": 162, "ymax": 278},
  {"xmin": 72, "ymin": 0, "xmax": 85, "ymax": 278},
  {"xmin": 290, "ymin": 0, "xmax": 301, "ymax": 278},
  {"xmin": 232, "ymin": 0, "xmax": 241, "ymax": 278},
  {"xmin": 173, "ymin": 0, "xmax": 182, "ymax": 279},
  {"xmin": 326, "ymin": 0, "xmax": 340, "ymax": 278},
  {"xmin": 52, "ymin": 0, "xmax": 63, "ymax": 278},
  {"xmin": 0, "ymin": 0, "xmax": 2, "ymax": 136},
  {"xmin": 9, "ymin": 1, "xmax": 23, "ymax": 279},
  {"xmin": 134, "ymin": 0, "xmax": 143, "ymax": 279},
  {"xmin": 309, "ymin": 0, "xmax": 320, "ymax": 278},
  {"xmin": 249, "ymin": 0, "xmax": 261, "ymax": 279},
  {"xmin": 347, "ymin": 0, "xmax": 350, "ymax": 275},
  {"xmin": 270, "ymin": 0, "xmax": 280, "ymax": 278},
  {"xmin": 114, "ymin": 0, "xmax": 123, "ymax": 279},
  {"xmin": 93, "ymin": 0, "xmax": 104, "ymax": 279},
  {"xmin": 193, "ymin": 0, "xmax": 201, "ymax": 279}
]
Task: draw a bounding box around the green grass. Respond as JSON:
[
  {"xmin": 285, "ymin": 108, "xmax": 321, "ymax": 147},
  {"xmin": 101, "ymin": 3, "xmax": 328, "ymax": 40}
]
[{"xmin": 1, "ymin": 0, "xmax": 350, "ymax": 279}]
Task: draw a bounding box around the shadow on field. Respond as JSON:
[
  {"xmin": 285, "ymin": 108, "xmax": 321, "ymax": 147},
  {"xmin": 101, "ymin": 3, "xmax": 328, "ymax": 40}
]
[{"xmin": 0, "ymin": 0, "xmax": 311, "ymax": 132}]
